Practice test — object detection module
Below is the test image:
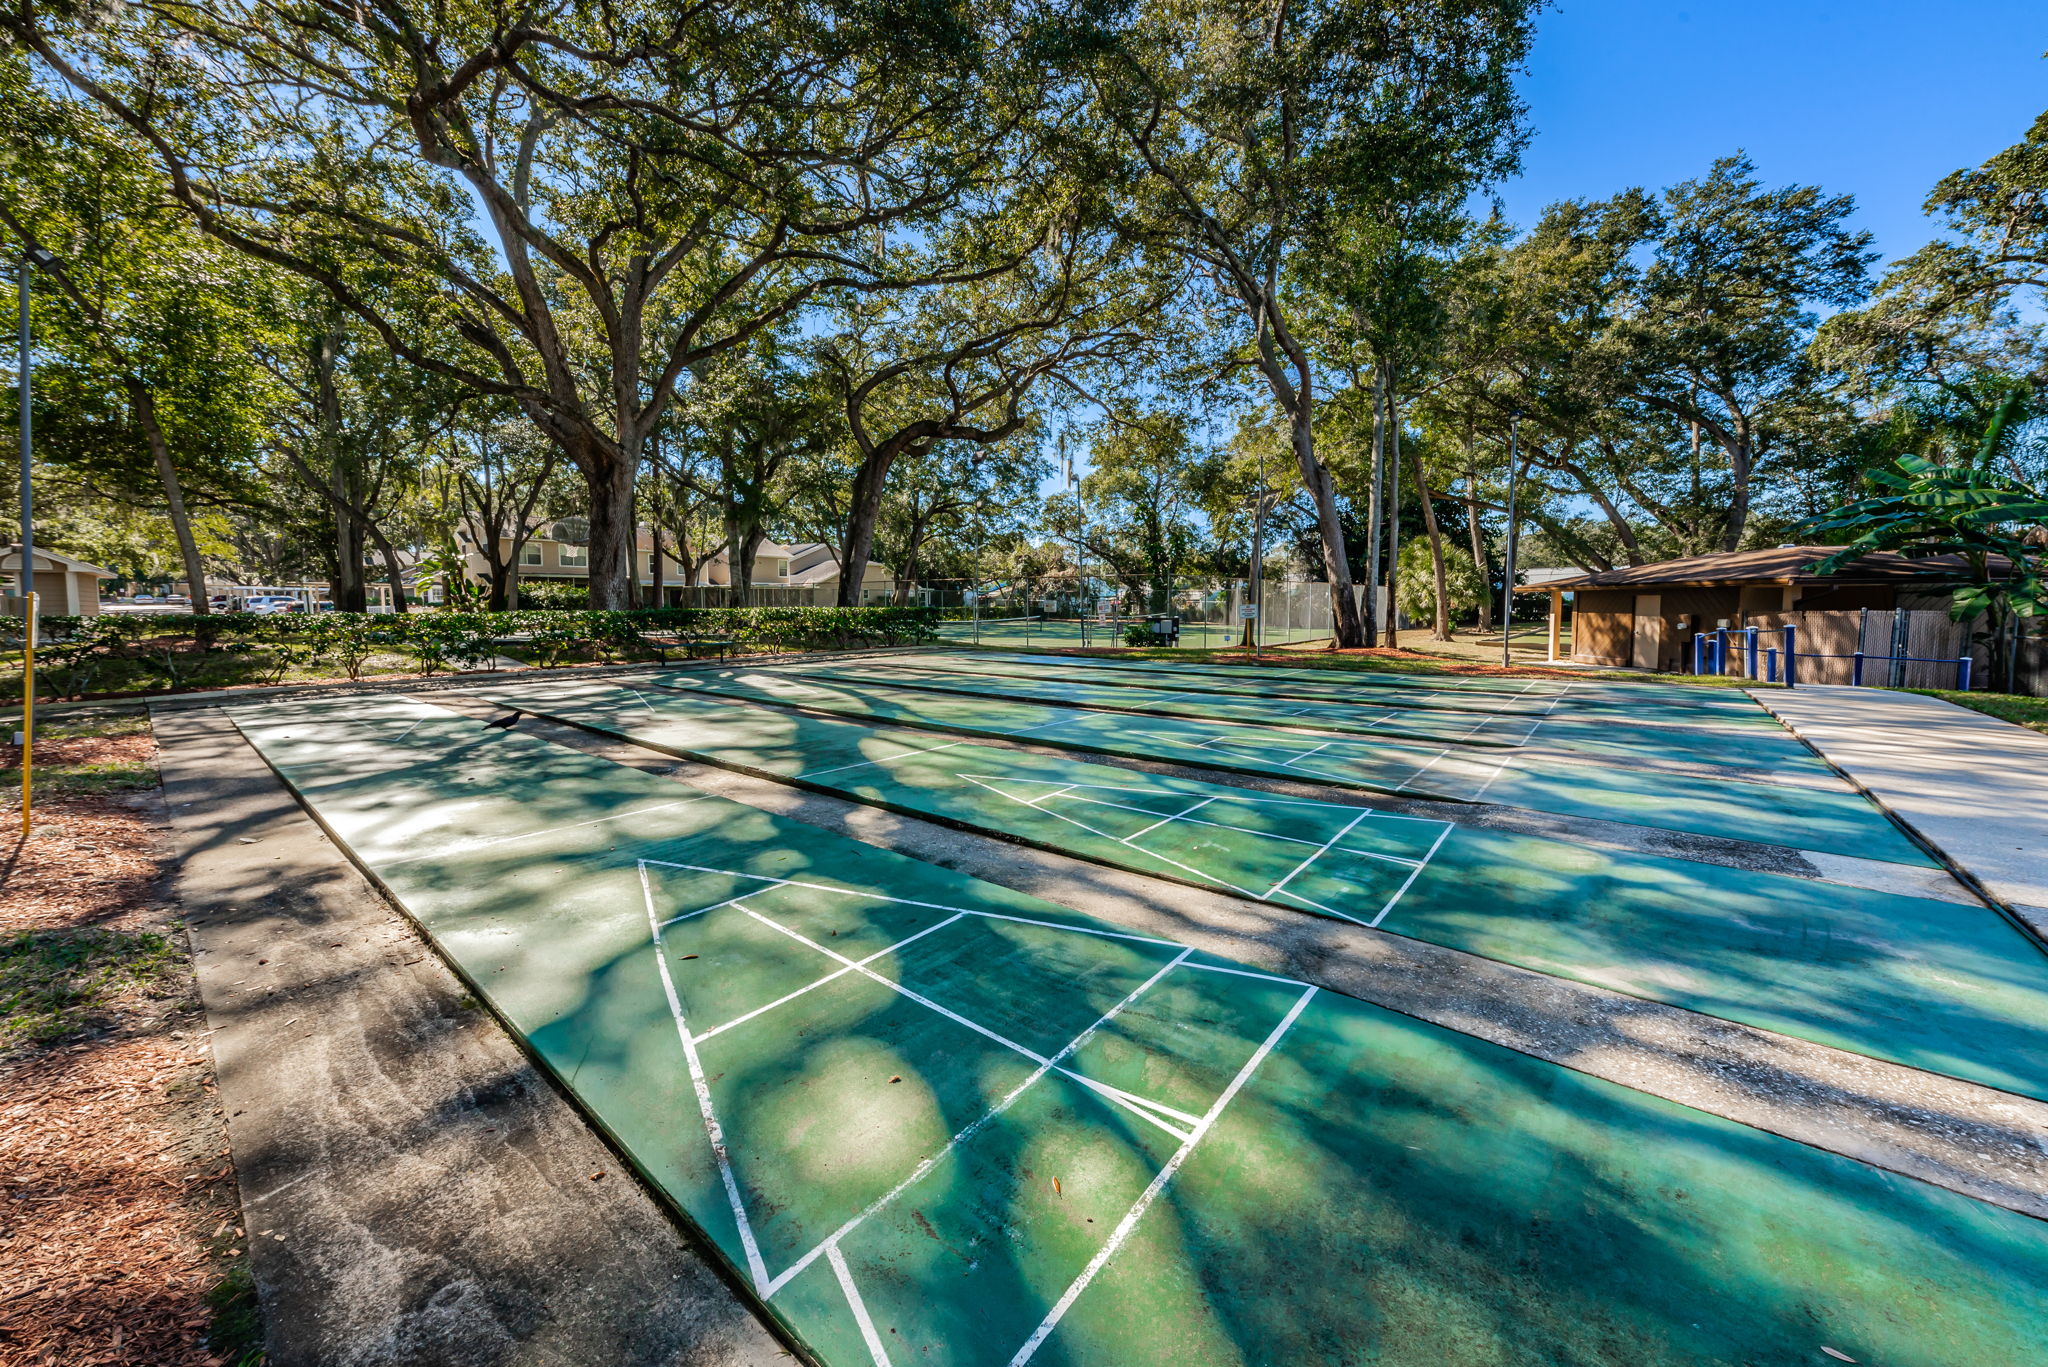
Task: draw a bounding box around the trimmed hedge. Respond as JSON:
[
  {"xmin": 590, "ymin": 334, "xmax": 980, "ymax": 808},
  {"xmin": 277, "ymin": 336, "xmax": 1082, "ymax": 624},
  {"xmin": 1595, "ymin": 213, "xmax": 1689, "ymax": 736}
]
[{"xmin": 1, "ymin": 606, "xmax": 938, "ymax": 700}]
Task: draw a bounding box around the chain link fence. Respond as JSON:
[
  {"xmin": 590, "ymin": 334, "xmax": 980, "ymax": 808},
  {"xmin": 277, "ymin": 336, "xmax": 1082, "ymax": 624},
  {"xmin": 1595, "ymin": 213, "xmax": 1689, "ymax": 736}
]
[{"xmin": 915, "ymin": 576, "xmax": 1379, "ymax": 651}]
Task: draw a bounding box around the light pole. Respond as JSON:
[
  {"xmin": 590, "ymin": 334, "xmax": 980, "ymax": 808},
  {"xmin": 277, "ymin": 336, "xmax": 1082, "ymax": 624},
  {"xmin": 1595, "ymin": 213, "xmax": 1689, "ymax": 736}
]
[
  {"xmin": 1500, "ymin": 411, "xmax": 1521, "ymax": 668},
  {"xmin": 17, "ymin": 244, "xmax": 55, "ymax": 837}
]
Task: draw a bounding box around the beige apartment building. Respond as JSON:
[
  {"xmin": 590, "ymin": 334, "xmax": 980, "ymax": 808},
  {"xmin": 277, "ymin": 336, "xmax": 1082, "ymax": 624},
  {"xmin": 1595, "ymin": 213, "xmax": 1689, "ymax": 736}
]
[{"xmin": 455, "ymin": 521, "xmax": 896, "ymax": 605}]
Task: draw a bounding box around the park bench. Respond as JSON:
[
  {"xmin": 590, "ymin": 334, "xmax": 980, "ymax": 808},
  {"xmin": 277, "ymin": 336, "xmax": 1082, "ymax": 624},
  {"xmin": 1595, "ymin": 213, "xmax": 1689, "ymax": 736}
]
[{"xmin": 638, "ymin": 630, "xmax": 739, "ymax": 664}]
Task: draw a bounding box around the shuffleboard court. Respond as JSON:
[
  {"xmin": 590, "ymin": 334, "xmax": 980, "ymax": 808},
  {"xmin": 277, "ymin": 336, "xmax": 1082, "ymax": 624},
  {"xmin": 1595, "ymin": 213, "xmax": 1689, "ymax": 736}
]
[
  {"xmin": 777, "ymin": 658, "xmax": 1839, "ymax": 776},
  {"xmin": 941, "ymin": 649, "xmax": 1765, "ymax": 711},
  {"xmin": 486, "ymin": 679, "xmax": 2048, "ymax": 1101},
  {"xmin": 932, "ymin": 617, "xmax": 1335, "ymax": 650},
  {"xmin": 228, "ymin": 694, "xmax": 2048, "ymax": 1367},
  {"xmin": 884, "ymin": 651, "xmax": 1766, "ymax": 722},
  {"xmin": 642, "ymin": 665, "xmax": 1931, "ymax": 864}
]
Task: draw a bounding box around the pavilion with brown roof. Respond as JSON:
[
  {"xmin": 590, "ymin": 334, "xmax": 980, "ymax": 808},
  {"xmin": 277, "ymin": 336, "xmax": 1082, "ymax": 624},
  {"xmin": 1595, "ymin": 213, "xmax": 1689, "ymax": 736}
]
[{"xmin": 1513, "ymin": 546, "xmax": 2005, "ymax": 670}]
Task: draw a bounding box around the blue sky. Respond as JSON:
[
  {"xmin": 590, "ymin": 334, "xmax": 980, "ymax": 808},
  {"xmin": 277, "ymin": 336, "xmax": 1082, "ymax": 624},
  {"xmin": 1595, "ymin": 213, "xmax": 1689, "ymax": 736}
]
[
  {"xmin": 1498, "ymin": 0, "xmax": 2048, "ymax": 266},
  {"xmin": 1051, "ymin": 4, "xmax": 2048, "ymax": 491}
]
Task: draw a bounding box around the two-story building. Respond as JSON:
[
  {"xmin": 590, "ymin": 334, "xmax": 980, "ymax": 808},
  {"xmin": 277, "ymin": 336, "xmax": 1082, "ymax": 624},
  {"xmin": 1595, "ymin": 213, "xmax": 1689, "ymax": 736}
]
[
  {"xmin": 455, "ymin": 521, "xmax": 893, "ymax": 605},
  {"xmin": 784, "ymin": 542, "xmax": 899, "ymax": 605}
]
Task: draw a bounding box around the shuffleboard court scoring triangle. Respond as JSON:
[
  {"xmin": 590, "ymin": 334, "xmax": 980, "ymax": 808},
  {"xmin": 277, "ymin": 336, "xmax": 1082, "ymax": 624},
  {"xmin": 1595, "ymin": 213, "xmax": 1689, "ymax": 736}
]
[{"xmin": 633, "ymin": 857, "xmax": 1317, "ymax": 1366}]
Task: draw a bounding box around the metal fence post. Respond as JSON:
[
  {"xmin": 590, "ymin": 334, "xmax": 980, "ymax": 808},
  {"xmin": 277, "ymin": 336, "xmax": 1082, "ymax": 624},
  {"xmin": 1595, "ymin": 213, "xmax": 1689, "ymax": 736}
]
[
  {"xmin": 1889, "ymin": 607, "xmax": 1908, "ymax": 688},
  {"xmin": 1746, "ymin": 627, "xmax": 1759, "ymax": 679},
  {"xmin": 1851, "ymin": 650, "xmax": 1865, "ymax": 687},
  {"xmin": 1692, "ymin": 631, "xmax": 1704, "ymax": 675},
  {"xmin": 1957, "ymin": 655, "xmax": 1973, "ymax": 692},
  {"xmin": 1783, "ymin": 624, "xmax": 1797, "ymax": 688},
  {"xmin": 1765, "ymin": 647, "xmax": 1778, "ymax": 683}
]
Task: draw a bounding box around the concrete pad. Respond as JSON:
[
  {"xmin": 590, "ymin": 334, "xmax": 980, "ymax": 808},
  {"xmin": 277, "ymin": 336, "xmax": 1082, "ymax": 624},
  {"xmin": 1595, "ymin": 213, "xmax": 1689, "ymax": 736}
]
[
  {"xmin": 1755, "ymin": 687, "xmax": 2048, "ymax": 941},
  {"xmin": 434, "ymin": 699, "xmax": 2048, "ymax": 1223},
  {"xmin": 150, "ymin": 706, "xmax": 789, "ymax": 1367},
  {"xmin": 472, "ymin": 678, "xmax": 2048, "ymax": 1104},
  {"xmin": 215, "ymin": 695, "xmax": 2048, "ymax": 1367}
]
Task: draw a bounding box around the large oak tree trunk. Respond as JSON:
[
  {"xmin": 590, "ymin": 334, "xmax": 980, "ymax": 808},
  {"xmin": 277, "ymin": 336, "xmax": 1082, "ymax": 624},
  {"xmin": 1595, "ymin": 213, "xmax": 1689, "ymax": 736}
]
[
  {"xmin": 1286, "ymin": 407, "xmax": 1366, "ymax": 649},
  {"xmin": 581, "ymin": 444, "xmax": 639, "ymax": 609},
  {"xmin": 836, "ymin": 443, "xmax": 909, "ymax": 609},
  {"xmin": 127, "ymin": 382, "xmax": 209, "ymax": 614},
  {"xmin": 1465, "ymin": 467, "xmax": 1491, "ymax": 632},
  {"xmin": 1363, "ymin": 371, "xmax": 1387, "ymax": 647},
  {"xmin": 1410, "ymin": 444, "xmax": 1452, "ymax": 642}
]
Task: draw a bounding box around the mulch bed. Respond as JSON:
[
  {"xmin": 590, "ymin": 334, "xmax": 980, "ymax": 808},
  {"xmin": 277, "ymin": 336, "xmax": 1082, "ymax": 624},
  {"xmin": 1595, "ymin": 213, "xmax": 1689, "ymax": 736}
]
[{"xmin": 0, "ymin": 730, "xmax": 255, "ymax": 1367}]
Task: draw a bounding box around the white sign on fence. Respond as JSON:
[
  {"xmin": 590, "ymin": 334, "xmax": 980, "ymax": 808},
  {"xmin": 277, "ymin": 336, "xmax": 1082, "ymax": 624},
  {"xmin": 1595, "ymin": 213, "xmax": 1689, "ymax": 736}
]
[{"xmin": 1237, "ymin": 603, "xmax": 1259, "ymax": 621}]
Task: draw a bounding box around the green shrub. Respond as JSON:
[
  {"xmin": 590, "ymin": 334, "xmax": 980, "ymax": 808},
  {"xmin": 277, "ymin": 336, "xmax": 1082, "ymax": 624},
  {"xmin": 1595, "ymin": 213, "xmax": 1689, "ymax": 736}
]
[
  {"xmin": 517, "ymin": 580, "xmax": 588, "ymax": 610},
  {"xmin": 0, "ymin": 606, "xmax": 938, "ymax": 698}
]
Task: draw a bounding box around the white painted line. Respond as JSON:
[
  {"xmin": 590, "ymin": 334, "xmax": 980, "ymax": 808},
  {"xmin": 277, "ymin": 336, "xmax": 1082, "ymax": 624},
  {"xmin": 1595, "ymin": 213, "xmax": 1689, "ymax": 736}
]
[
  {"xmin": 688, "ymin": 914, "xmax": 967, "ymax": 1044},
  {"xmin": 795, "ymin": 737, "xmax": 977, "ymax": 780},
  {"xmin": 1125, "ymin": 796, "xmax": 1218, "ymax": 841},
  {"xmin": 1263, "ymin": 809, "xmax": 1373, "ymax": 901},
  {"xmin": 1054, "ymin": 1071, "xmax": 1201, "ymax": 1137},
  {"xmin": 965, "ymin": 910, "xmax": 1185, "ymax": 949},
  {"xmin": 1007, "ymin": 986, "xmax": 1318, "ymax": 1367},
  {"xmin": 641, "ymin": 861, "xmax": 1188, "ymax": 950},
  {"xmin": 1181, "ymin": 961, "xmax": 1311, "ymax": 987},
  {"xmin": 639, "ymin": 862, "xmax": 771, "ymax": 1294},
  {"xmin": 1462, "ymin": 752, "xmax": 1519, "ymax": 802},
  {"xmin": 741, "ymin": 906, "xmax": 1058, "ymax": 1067},
  {"xmin": 953, "ymin": 772, "xmax": 1357, "ymax": 810},
  {"xmin": 958, "ymin": 780, "xmax": 1265, "ymax": 902},
  {"xmin": 1367, "ymin": 823, "xmax": 1455, "ymax": 928},
  {"xmin": 761, "ymin": 948, "xmax": 1193, "ymax": 1298},
  {"xmin": 1276, "ymin": 741, "xmax": 1338, "ymax": 768},
  {"xmin": 828, "ymin": 1245, "xmax": 895, "ymax": 1367}
]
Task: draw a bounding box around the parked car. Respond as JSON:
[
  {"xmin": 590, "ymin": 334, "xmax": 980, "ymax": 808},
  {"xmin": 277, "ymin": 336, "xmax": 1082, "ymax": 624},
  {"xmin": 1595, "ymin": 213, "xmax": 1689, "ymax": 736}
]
[
  {"xmin": 161, "ymin": 594, "xmax": 189, "ymax": 606},
  {"xmin": 239, "ymin": 595, "xmax": 301, "ymax": 614}
]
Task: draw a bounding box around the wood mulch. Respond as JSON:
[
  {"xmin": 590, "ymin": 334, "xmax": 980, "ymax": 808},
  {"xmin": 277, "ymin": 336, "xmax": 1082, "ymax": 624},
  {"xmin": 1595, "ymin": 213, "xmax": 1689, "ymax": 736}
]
[{"xmin": 0, "ymin": 728, "xmax": 254, "ymax": 1367}]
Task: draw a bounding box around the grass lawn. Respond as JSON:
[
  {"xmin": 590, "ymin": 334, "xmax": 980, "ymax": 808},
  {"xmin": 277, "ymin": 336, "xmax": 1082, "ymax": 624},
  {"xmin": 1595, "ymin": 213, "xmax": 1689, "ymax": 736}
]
[{"xmin": 1909, "ymin": 689, "xmax": 2048, "ymax": 735}]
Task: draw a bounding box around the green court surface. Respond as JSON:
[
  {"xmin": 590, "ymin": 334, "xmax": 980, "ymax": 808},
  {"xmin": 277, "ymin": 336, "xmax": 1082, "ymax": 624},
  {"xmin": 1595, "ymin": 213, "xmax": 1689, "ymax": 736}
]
[
  {"xmin": 643, "ymin": 665, "xmax": 1930, "ymax": 864},
  {"xmin": 777, "ymin": 658, "xmax": 1838, "ymax": 775},
  {"xmin": 932, "ymin": 617, "xmax": 1333, "ymax": 650},
  {"xmin": 489, "ymin": 679, "xmax": 2048, "ymax": 1100},
  {"xmin": 888, "ymin": 651, "xmax": 1763, "ymax": 722},
  {"xmin": 229, "ymin": 694, "xmax": 2048, "ymax": 1367}
]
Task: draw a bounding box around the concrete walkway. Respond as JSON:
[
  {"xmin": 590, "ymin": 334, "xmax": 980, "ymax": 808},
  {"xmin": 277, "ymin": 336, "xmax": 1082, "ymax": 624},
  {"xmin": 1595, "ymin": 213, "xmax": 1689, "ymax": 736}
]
[
  {"xmin": 152, "ymin": 707, "xmax": 790, "ymax": 1367},
  {"xmin": 1754, "ymin": 686, "xmax": 2048, "ymax": 941}
]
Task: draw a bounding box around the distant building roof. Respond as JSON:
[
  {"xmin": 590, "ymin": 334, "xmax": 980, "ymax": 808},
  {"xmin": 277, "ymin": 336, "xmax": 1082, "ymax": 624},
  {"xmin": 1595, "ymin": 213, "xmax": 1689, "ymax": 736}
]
[
  {"xmin": 1, "ymin": 546, "xmax": 116, "ymax": 578},
  {"xmin": 1514, "ymin": 546, "xmax": 2013, "ymax": 593}
]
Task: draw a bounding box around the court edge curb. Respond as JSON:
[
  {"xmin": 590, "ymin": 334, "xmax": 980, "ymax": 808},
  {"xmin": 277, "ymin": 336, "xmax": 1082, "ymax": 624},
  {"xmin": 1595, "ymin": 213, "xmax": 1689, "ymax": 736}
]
[
  {"xmin": 474, "ymin": 689, "xmax": 2048, "ymax": 1135},
  {"xmin": 1749, "ymin": 689, "xmax": 2048, "ymax": 958},
  {"xmin": 210, "ymin": 707, "xmax": 825, "ymax": 1367}
]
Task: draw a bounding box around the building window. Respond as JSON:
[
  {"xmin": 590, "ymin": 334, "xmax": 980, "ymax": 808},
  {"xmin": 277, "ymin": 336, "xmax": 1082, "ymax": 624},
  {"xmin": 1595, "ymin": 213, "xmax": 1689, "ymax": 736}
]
[
  {"xmin": 519, "ymin": 542, "xmax": 543, "ymax": 568},
  {"xmin": 558, "ymin": 544, "xmax": 588, "ymax": 568}
]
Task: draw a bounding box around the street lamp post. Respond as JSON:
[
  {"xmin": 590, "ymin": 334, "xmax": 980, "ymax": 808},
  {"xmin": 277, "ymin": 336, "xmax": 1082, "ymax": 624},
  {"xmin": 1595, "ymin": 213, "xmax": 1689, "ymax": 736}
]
[
  {"xmin": 1500, "ymin": 411, "xmax": 1521, "ymax": 668},
  {"xmin": 17, "ymin": 244, "xmax": 56, "ymax": 837}
]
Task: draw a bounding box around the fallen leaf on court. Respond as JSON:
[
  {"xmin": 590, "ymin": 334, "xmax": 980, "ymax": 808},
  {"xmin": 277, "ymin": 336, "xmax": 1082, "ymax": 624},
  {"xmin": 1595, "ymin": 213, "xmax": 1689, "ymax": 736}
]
[
  {"xmin": 1053, "ymin": 1177, "xmax": 1062, "ymax": 1195},
  {"xmin": 1821, "ymin": 1349, "xmax": 1856, "ymax": 1362},
  {"xmin": 590, "ymin": 1172, "xmax": 605, "ymax": 1181},
  {"xmin": 679, "ymin": 954, "xmax": 698, "ymax": 960},
  {"xmin": 889, "ymin": 1075, "xmax": 902, "ymax": 1083}
]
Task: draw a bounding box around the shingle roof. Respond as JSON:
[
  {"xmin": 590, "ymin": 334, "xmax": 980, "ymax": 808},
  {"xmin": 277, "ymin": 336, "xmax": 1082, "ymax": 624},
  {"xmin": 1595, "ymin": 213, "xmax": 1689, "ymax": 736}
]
[{"xmin": 1514, "ymin": 546, "xmax": 2013, "ymax": 592}]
